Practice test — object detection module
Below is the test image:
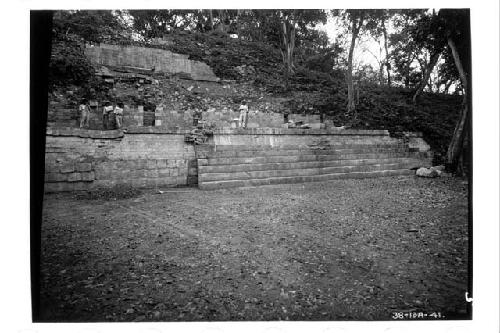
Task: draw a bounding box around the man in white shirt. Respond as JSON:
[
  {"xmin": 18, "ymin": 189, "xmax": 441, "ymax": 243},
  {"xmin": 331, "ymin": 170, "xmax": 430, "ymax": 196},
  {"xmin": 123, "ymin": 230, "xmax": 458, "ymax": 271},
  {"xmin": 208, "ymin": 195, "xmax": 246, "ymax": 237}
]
[
  {"xmin": 79, "ymin": 99, "xmax": 90, "ymax": 128},
  {"xmin": 102, "ymin": 101, "xmax": 113, "ymax": 129},
  {"xmin": 238, "ymin": 101, "xmax": 249, "ymax": 128},
  {"xmin": 114, "ymin": 102, "xmax": 124, "ymax": 129}
]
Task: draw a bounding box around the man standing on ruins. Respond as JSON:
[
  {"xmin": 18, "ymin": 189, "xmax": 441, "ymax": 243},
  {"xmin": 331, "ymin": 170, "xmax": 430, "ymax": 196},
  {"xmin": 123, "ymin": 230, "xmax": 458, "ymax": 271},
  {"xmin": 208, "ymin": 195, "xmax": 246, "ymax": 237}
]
[
  {"xmin": 238, "ymin": 100, "xmax": 249, "ymax": 128},
  {"xmin": 79, "ymin": 99, "xmax": 90, "ymax": 128},
  {"xmin": 102, "ymin": 101, "xmax": 113, "ymax": 129},
  {"xmin": 114, "ymin": 102, "xmax": 124, "ymax": 129}
]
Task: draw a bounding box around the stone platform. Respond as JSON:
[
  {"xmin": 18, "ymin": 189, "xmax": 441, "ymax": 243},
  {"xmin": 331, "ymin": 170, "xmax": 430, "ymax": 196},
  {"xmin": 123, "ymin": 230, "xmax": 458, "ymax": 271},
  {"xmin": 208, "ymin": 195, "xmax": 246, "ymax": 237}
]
[
  {"xmin": 196, "ymin": 128, "xmax": 432, "ymax": 189},
  {"xmin": 43, "ymin": 127, "xmax": 432, "ymax": 192}
]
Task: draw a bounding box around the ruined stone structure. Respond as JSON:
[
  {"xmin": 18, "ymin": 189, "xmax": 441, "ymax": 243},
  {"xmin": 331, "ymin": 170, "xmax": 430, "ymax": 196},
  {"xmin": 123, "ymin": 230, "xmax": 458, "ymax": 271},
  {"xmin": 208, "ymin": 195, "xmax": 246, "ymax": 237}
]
[
  {"xmin": 44, "ymin": 127, "xmax": 198, "ymax": 192},
  {"xmin": 44, "ymin": 126, "xmax": 432, "ymax": 192},
  {"xmin": 84, "ymin": 43, "xmax": 219, "ymax": 82},
  {"xmin": 44, "ymin": 44, "xmax": 434, "ymax": 192}
]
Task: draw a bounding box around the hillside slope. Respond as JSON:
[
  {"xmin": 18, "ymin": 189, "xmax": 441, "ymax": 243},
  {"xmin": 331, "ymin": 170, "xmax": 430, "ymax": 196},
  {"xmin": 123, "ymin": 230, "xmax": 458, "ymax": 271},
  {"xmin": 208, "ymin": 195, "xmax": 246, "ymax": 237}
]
[
  {"xmin": 159, "ymin": 31, "xmax": 463, "ymax": 162},
  {"xmin": 49, "ymin": 30, "xmax": 463, "ymax": 163}
]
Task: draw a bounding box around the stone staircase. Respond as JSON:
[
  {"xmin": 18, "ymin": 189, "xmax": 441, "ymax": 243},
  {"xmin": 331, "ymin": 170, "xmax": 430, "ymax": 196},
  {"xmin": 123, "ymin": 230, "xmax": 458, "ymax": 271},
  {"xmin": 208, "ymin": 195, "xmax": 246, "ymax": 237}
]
[{"xmin": 196, "ymin": 142, "xmax": 431, "ymax": 190}]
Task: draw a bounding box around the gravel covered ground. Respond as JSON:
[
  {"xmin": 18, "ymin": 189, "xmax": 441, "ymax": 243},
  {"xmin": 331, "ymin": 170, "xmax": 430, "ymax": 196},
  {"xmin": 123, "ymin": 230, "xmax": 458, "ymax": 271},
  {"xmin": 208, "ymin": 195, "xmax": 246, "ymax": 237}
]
[{"xmin": 39, "ymin": 176, "xmax": 469, "ymax": 321}]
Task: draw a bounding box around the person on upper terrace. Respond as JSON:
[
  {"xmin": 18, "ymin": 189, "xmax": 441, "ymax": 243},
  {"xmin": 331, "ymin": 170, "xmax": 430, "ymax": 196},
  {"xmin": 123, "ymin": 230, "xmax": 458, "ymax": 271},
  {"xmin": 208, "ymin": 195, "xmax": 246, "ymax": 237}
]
[
  {"xmin": 102, "ymin": 101, "xmax": 113, "ymax": 129},
  {"xmin": 114, "ymin": 102, "xmax": 124, "ymax": 129},
  {"xmin": 79, "ymin": 99, "xmax": 90, "ymax": 129},
  {"xmin": 238, "ymin": 100, "xmax": 249, "ymax": 128}
]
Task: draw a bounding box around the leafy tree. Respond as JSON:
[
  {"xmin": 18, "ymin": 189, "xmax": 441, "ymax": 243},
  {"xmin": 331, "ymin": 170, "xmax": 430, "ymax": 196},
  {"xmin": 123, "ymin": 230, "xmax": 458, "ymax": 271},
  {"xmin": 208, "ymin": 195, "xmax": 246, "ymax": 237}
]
[
  {"xmin": 128, "ymin": 9, "xmax": 242, "ymax": 38},
  {"xmin": 49, "ymin": 10, "xmax": 131, "ymax": 91},
  {"xmin": 258, "ymin": 10, "xmax": 327, "ymax": 90},
  {"xmin": 436, "ymin": 46, "xmax": 461, "ymax": 93},
  {"xmin": 362, "ymin": 9, "xmax": 395, "ymax": 86},
  {"xmin": 386, "ymin": 10, "xmax": 427, "ymax": 88},
  {"xmin": 53, "ymin": 10, "xmax": 130, "ymax": 43},
  {"xmin": 333, "ymin": 9, "xmax": 383, "ymax": 115},
  {"xmin": 410, "ymin": 10, "xmax": 449, "ymax": 103},
  {"xmin": 128, "ymin": 9, "xmax": 326, "ymax": 90},
  {"xmin": 49, "ymin": 33, "xmax": 94, "ymax": 89}
]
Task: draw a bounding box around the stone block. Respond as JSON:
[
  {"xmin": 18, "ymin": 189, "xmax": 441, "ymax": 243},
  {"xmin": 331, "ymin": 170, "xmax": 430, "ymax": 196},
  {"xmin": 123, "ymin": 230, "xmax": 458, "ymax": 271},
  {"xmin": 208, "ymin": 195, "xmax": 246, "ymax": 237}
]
[
  {"xmin": 156, "ymin": 159, "xmax": 167, "ymax": 168},
  {"xmin": 81, "ymin": 171, "xmax": 95, "ymax": 182},
  {"xmin": 158, "ymin": 168, "xmax": 170, "ymax": 176},
  {"xmin": 166, "ymin": 160, "xmax": 177, "ymax": 168},
  {"xmin": 308, "ymin": 123, "xmax": 323, "ymax": 129},
  {"xmin": 67, "ymin": 172, "xmax": 82, "ymax": 182},
  {"xmin": 76, "ymin": 162, "xmax": 92, "ymax": 172},
  {"xmin": 44, "ymin": 182, "xmax": 67, "ymax": 193},
  {"xmin": 147, "ymin": 160, "xmax": 157, "ymax": 169},
  {"xmin": 137, "ymin": 159, "xmax": 148, "ymax": 169},
  {"xmin": 60, "ymin": 164, "xmax": 75, "ymax": 173},
  {"xmin": 45, "ymin": 172, "xmax": 68, "ymax": 183},
  {"xmin": 175, "ymin": 176, "xmax": 187, "ymax": 185}
]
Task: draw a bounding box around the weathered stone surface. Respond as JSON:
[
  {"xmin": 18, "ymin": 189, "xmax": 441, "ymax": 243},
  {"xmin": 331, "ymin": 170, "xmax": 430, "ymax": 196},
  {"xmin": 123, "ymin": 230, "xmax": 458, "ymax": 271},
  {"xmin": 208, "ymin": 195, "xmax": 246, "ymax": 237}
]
[
  {"xmin": 45, "ymin": 132, "xmax": 195, "ymax": 192},
  {"xmin": 416, "ymin": 167, "xmax": 439, "ymax": 178},
  {"xmin": 76, "ymin": 163, "xmax": 92, "ymax": 172},
  {"xmin": 60, "ymin": 164, "xmax": 75, "ymax": 173},
  {"xmin": 81, "ymin": 171, "xmax": 95, "ymax": 182},
  {"xmin": 67, "ymin": 172, "xmax": 82, "ymax": 182},
  {"xmin": 44, "ymin": 130, "xmax": 431, "ymax": 192},
  {"xmin": 45, "ymin": 172, "xmax": 68, "ymax": 183},
  {"xmin": 431, "ymin": 165, "xmax": 445, "ymax": 172},
  {"xmin": 85, "ymin": 44, "xmax": 219, "ymax": 82}
]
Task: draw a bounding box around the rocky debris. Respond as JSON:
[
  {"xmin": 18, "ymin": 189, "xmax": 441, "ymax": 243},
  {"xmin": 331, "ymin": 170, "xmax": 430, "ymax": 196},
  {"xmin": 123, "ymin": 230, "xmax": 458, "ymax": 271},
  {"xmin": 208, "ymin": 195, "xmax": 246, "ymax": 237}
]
[
  {"xmin": 184, "ymin": 123, "xmax": 216, "ymax": 145},
  {"xmin": 416, "ymin": 166, "xmax": 446, "ymax": 178},
  {"xmin": 285, "ymin": 120, "xmax": 312, "ymax": 129},
  {"xmin": 234, "ymin": 64, "xmax": 256, "ymax": 78},
  {"xmin": 74, "ymin": 184, "xmax": 143, "ymax": 200}
]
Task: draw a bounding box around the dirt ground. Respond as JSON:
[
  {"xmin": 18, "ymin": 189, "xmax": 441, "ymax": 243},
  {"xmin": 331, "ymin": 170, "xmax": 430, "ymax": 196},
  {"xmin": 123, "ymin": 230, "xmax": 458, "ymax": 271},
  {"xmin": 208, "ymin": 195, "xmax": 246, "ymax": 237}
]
[{"xmin": 38, "ymin": 176, "xmax": 469, "ymax": 321}]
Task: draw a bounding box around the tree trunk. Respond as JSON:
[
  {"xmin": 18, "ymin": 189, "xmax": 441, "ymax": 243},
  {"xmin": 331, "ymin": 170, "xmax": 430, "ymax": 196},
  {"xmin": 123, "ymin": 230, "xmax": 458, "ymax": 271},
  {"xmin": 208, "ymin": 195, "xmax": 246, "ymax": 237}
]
[
  {"xmin": 281, "ymin": 19, "xmax": 296, "ymax": 91},
  {"xmin": 378, "ymin": 61, "xmax": 384, "ymax": 85},
  {"xmin": 412, "ymin": 51, "xmax": 440, "ymax": 103},
  {"xmin": 208, "ymin": 10, "xmax": 214, "ymax": 30},
  {"xmin": 346, "ymin": 16, "xmax": 361, "ymax": 113},
  {"xmin": 446, "ymin": 37, "xmax": 469, "ymax": 172},
  {"xmin": 236, "ymin": 9, "xmax": 242, "ymax": 41},
  {"xmin": 382, "ymin": 20, "xmax": 391, "ymax": 86},
  {"xmin": 217, "ymin": 10, "xmax": 226, "ymax": 32}
]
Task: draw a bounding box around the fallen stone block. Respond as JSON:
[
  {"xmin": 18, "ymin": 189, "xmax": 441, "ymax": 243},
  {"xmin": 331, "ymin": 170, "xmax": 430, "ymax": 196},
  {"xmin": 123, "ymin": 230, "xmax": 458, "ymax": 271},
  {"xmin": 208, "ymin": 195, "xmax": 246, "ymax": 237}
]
[
  {"xmin": 431, "ymin": 165, "xmax": 445, "ymax": 172},
  {"xmin": 416, "ymin": 167, "xmax": 439, "ymax": 178}
]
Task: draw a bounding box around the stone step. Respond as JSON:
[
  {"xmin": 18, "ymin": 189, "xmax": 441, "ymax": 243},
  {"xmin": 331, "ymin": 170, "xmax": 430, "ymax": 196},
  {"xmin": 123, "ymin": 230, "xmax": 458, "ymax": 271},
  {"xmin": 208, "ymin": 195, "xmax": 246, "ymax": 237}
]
[
  {"xmin": 201, "ymin": 151, "xmax": 417, "ymax": 166},
  {"xmin": 203, "ymin": 147, "xmax": 410, "ymax": 158},
  {"xmin": 199, "ymin": 162, "xmax": 417, "ymax": 182},
  {"xmin": 210, "ymin": 143, "xmax": 406, "ymax": 152},
  {"xmin": 199, "ymin": 169, "xmax": 414, "ymax": 190},
  {"xmin": 198, "ymin": 157, "xmax": 425, "ymax": 174}
]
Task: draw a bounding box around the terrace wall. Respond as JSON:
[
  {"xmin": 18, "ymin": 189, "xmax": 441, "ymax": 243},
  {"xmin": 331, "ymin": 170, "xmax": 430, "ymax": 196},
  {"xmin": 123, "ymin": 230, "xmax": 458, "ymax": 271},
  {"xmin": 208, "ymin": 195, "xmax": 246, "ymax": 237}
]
[{"xmin": 44, "ymin": 127, "xmax": 431, "ymax": 192}]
